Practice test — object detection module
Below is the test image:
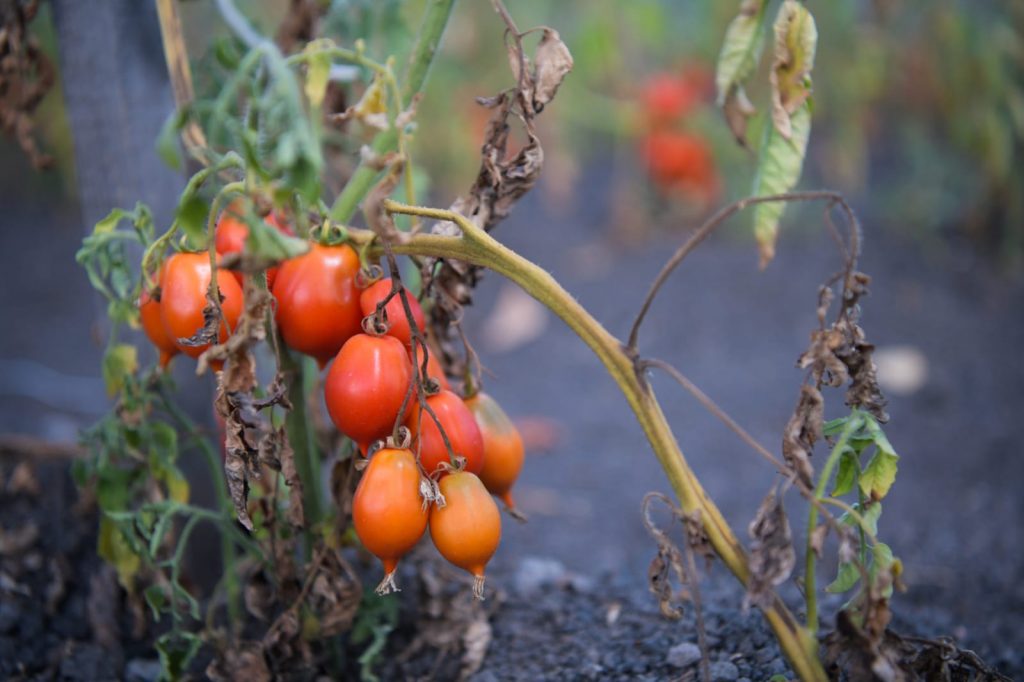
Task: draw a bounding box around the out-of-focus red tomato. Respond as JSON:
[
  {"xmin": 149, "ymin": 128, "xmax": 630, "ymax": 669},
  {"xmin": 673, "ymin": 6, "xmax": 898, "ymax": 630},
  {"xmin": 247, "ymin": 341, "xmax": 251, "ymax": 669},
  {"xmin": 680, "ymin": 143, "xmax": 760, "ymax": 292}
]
[{"xmin": 641, "ymin": 131, "xmax": 720, "ymax": 205}]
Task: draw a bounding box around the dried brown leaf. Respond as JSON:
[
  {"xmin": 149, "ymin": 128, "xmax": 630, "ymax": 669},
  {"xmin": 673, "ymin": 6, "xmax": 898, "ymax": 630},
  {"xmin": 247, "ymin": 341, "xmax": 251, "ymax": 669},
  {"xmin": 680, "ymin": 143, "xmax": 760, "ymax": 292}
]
[
  {"xmin": 206, "ymin": 641, "xmax": 271, "ymax": 682},
  {"xmin": 531, "ymin": 28, "xmax": 573, "ymax": 112},
  {"xmin": 459, "ymin": 615, "xmax": 492, "ymax": 680},
  {"xmin": 781, "ymin": 384, "xmax": 823, "ymax": 487},
  {"xmin": 809, "ymin": 523, "xmax": 828, "ymax": 559},
  {"xmin": 745, "ymin": 487, "xmax": 795, "ymax": 610},
  {"xmin": 0, "ymin": 521, "xmax": 38, "ymax": 555},
  {"xmin": 308, "ymin": 550, "xmax": 361, "ymax": 637},
  {"xmin": 723, "ymin": 86, "xmax": 756, "ymax": 148},
  {"xmin": 7, "ymin": 461, "xmax": 40, "ymax": 496}
]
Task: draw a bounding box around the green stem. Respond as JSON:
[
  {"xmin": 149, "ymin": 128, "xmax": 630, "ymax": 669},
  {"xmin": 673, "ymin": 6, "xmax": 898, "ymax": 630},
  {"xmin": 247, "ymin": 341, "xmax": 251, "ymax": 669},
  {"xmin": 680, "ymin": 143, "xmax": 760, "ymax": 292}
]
[
  {"xmin": 282, "ymin": 349, "xmax": 323, "ymax": 556},
  {"xmin": 358, "ymin": 201, "xmax": 828, "ymax": 682},
  {"xmin": 329, "ymin": 0, "xmax": 456, "ymax": 223},
  {"xmin": 805, "ymin": 411, "xmax": 864, "ymax": 635},
  {"xmin": 158, "ymin": 385, "xmax": 241, "ymax": 626}
]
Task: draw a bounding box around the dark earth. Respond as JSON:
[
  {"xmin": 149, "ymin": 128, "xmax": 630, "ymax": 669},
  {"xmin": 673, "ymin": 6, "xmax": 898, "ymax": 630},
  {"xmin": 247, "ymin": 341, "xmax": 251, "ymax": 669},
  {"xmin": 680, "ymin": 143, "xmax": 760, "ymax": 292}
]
[{"xmin": 1, "ymin": 140, "xmax": 1022, "ymax": 680}]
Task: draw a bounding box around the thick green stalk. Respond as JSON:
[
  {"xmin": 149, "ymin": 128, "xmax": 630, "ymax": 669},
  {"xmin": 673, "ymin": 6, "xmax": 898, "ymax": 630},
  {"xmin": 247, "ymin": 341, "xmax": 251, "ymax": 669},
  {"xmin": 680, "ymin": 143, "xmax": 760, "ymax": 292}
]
[
  {"xmin": 354, "ymin": 202, "xmax": 828, "ymax": 682},
  {"xmin": 329, "ymin": 0, "xmax": 456, "ymax": 223},
  {"xmin": 805, "ymin": 412, "xmax": 864, "ymax": 634},
  {"xmin": 282, "ymin": 350, "xmax": 323, "ymax": 555}
]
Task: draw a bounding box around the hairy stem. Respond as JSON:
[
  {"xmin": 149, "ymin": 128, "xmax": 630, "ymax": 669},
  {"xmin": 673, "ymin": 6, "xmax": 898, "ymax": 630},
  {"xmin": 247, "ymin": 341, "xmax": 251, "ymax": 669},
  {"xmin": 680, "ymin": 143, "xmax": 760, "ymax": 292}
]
[
  {"xmin": 805, "ymin": 411, "xmax": 864, "ymax": 634},
  {"xmin": 360, "ymin": 200, "xmax": 827, "ymax": 681},
  {"xmin": 329, "ymin": 0, "xmax": 456, "ymax": 223}
]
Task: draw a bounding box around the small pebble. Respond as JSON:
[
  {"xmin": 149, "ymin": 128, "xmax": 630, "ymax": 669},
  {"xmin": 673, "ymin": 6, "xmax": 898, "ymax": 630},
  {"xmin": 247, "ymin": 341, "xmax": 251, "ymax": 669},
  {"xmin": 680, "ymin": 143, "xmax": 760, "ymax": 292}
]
[
  {"xmin": 709, "ymin": 660, "xmax": 740, "ymax": 682},
  {"xmin": 666, "ymin": 641, "xmax": 702, "ymax": 668}
]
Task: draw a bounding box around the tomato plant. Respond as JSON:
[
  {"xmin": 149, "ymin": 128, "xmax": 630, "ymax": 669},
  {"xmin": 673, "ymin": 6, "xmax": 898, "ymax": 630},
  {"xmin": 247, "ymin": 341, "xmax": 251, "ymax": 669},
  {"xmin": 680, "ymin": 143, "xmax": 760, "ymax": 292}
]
[
  {"xmin": 214, "ymin": 198, "xmax": 293, "ymax": 289},
  {"xmin": 138, "ymin": 264, "xmax": 179, "ymax": 369},
  {"xmin": 159, "ymin": 252, "xmax": 243, "ymax": 363},
  {"xmin": 465, "ymin": 391, "xmax": 525, "ymax": 513},
  {"xmin": 359, "ymin": 277, "xmax": 426, "ymax": 347}
]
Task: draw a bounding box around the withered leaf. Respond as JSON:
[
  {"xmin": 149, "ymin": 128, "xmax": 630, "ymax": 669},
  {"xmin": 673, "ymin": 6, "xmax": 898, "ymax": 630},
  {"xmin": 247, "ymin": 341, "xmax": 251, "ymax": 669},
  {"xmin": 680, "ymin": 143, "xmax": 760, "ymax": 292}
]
[
  {"xmin": 205, "ymin": 641, "xmax": 271, "ymax": 682},
  {"xmin": 244, "ymin": 568, "xmax": 275, "ymax": 622},
  {"xmin": 0, "ymin": 521, "xmax": 38, "ymax": 555},
  {"xmin": 781, "ymin": 384, "xmax": 823, "ymax": 487},
  {"xmin": 723, "ymin": 86, "xmax": 756, "ymax": 148},
  {"xmin": 531, "ymin": 28, "xmax": 573, "ymax": 112},
  {"xmin": 809, "ymin": 523, "xmax": 828, "ymax": 559},
  {"xmin": 308, "ymin": 550, "xmax": 361, "ymax": 637},
  {"xmin": 745, "ymin": 487, "xmax": 795, "ymax": 610},
  {"xmin": 178, "ymin": 287, "xmax": 224, "ymax": 349},
  {"xmin": 769, "ymin": 0, "xmax": 817, "ymax": 140},
  {"xmin": 460, "ymin": 615, "xmax": 492, "ymax": 680}
]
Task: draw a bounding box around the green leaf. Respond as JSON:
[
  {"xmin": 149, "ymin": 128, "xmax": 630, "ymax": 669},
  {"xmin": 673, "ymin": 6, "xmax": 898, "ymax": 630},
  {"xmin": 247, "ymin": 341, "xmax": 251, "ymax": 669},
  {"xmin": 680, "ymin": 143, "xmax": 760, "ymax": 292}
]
[
  {"xmin": 156, "ymin": 109, "xmax": 187, "ymax": 171},
  {"xmin": 822, "ymin": 416, "xmax": 850, "ymax": 437},
  {"xmin": 175, "ymin": 194, "xmax": 211, "ymax": 245},
  {"xmin": 102, "ymin": 344, "xmax": 138, "ymax": 397},
  {"xmin": 156, "ymin": 631, "xmax": 202, "ymax": 681},
  {"xmin": 831, "ymin": 449, "xmax": 858, "ymax": 497},
  {"xmin": 860, "ymin": 448, "xmax": 899, "ymax": 500},
  {"xmin": 826, "ymin": 559, "xmax": 859, "ymax": 594},
  {"xmin": 149, "ymin": 422, "xmax": 179, "ymax": 465},
  {"xmin": 148, "ymin": 509, "xmax": 176, "ymax": 558},
  {"xmin": 862, "ymin": 416, "xmax": 898, "ymax": 458},
  {"xmin": 94, "ymin": 208, "xmax": 132, "ymax": 234},
  {"xmin": 173, "ymin": 582, "xmax": 202, "ymax": 621},
  {"xmin": 751, "ymin": 100, "xmax": 811, "ymax": 267},
  {"xmin": 144, "ymin": 583, "xmax": 167, "ymax": 620},
  {"xmin": 840, "ymin": 501, "xmax": 881, "ymax": 536},
  {"xmin": 769, "ymin": 0, "xmax": 817, "ymax": 139},
  {"xmin": 715, "ymin": 0, "xmax": 767, "ymax": 105}
]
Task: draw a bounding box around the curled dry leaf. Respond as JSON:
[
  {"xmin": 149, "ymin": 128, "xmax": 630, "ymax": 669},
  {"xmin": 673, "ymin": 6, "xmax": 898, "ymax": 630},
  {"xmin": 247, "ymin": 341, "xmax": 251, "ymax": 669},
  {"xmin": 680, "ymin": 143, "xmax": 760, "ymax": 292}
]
[
  {"xmin": 809, "ymin": 523, "xmax": 828, "ymax": 560},
  {"xmin": 769, "ymin": 0, "xmax": 817, "ymax": 141},
  {"xmin": 781, "ymin": 384, "xmax": 823, "ymax": 487},
  {"xmin": 641, "ymin": 493, "xmax": 691, "ymax": 620},
  {"xmin": 460, "ymin": 615, "xmax": 493, "ymax": 680},
  {"xmin": 0, "ymin": 0, "xmax": 55, "ymax": 169},
  {"xmin": 361, "ymin": 156, "xmax": 405, "ymax": 243},
  {"xmin": 723, "ymin": 87, "xmax": 756, "ymax": 148},
  {"xmin": 0, "ymin": 521, "xmax": 39, "ymax": 555},
  {"xmin": 530, "ymin": 28, "xmax": 574, "ymax": 112},
  {"xmin": 178, "ymin": 288, "xmax": 226, "ymax": 350},
  {"xmin": 308, "ymin": 550, "xmax": 361, "ymax": 637},
  {"xmin": 744, "ymin": 487, "xmax": 795, "ymax": 610}
]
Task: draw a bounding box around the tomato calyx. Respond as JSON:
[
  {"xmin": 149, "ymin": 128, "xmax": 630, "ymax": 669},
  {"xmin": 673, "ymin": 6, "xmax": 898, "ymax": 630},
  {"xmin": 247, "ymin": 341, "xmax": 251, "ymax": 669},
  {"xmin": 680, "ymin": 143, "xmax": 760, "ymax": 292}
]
[{"xmin": 309, "ymin": 219, "xmax": 349, "ymax": 247}]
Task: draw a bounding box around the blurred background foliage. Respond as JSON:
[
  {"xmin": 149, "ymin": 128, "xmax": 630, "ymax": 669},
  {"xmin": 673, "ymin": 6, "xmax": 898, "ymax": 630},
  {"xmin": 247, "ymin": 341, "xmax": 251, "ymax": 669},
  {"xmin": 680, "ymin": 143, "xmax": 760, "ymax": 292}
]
[{"xmin": 8, "ymin": 0, "xmax": 1024, "ymax": 268}]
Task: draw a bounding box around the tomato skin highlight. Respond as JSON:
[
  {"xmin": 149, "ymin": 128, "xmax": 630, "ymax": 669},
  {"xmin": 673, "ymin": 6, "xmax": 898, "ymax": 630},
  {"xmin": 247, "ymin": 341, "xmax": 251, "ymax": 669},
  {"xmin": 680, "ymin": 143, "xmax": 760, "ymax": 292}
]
[
  {"xmin": 273, "ymin": 243, "xmax": 363, "ymax": 368},
  {"xmin": 324, "ymin": 333, "xmax": 413, "ymax": 454},
  {"xmin": 429, "ymin": 471, "xmax": 501, "ymax": 597},
  {"xmin": 465, "ymin": 392, "xmax": 524, "ymax": 510},
  {"xmin": 139, "ymin": 265, "xmax": 179, "ymax": 369},
  {"xmin": 214, "ymin": 200, "xmax": 293, "ymax": 289},
  {"xmin": 405, "ymin": 389, "xmax": 485, "ymax": 477},
  {"xmin": 353, "ymin": 448, "xmax": 428, "ymax": 588},
  {"xmin": 159, "ymin": 252, "xmax": 244, "ymax": 362},
  {"xmin": 359, "ymin": 278, "xmax": 426, "ymax": 347}
]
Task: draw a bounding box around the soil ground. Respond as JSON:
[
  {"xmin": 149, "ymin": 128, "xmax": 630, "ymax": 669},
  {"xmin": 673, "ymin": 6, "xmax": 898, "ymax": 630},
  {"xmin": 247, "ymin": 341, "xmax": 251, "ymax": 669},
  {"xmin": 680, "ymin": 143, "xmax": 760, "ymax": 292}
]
[{"xmin": 0, "ymin": 160, "xmax": 1022, "ymax": 679}]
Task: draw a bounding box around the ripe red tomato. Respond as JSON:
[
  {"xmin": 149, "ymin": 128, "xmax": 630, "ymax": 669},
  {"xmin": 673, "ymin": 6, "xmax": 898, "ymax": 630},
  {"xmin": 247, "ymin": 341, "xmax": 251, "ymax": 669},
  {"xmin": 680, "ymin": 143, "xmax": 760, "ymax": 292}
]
[
  {"xmin": 359, "ymin": 278, "xmax": 425, "ymax": 347},
  {"xmin": 353, "ymin": 447, "xmax": 429, "ymax": 593},
  {"xmin": 641, "ymin": 131, "xmax": 719, "ymax": 203},
  {"xmin": 214, "ymin": 200, "xmax": 294, "ymax": 290},
  {"xmin": 641, "ymin": 72, "xmax": 698, "ymax": 124},
  {"xmin": 465, "ymin": 392, "xmax": 524, "ymax": 511},
  {"xmin": 139, "ymin": 264, "xmax": 179, "ymax": 369},
  {"xmin": 159, "ymin": 252, "xmax": 244, "ymax": 364},
  {"xmin": 429, "ymin": 471, "xmax": 501, "ymax": 598},
  {"xmin": 409, "ymin": 343, "xmax": 451, "ymax": 392},
  {"xmin": 405, "ymin": 389, "xmax": 484, "ymax": 477},
  {"xmin": 273, "ymin": 243, "xmax": 363, "ymax": 368},
  {"xmin": 324, "ymin": 333, "xmax": 413, "ymax": 454}
]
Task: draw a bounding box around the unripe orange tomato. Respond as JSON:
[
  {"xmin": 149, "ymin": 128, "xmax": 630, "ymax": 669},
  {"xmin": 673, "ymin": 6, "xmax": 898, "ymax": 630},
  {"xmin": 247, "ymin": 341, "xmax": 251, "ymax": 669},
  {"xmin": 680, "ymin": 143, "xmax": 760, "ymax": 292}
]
[
  {"xmin": 324, "ymin": 333, "xmax": 413, "ymax": 454},
  {"xmin": 410, "ymin": 343, "xmax": 451, "ymax": 392},
  {"xmin": 159, "ymin": 252, "xmax": 244, "ymax": 362},
  {"xmin": 353, "ymin": 447, "xmax": 428, "ymax": 593},
  {"xmin": 465, "ymin": 392, "xmax": 524, "ymax": 511},
  {"xmin": 405, "ymin": 389, "xmax": 484, "ymax": 477},
  {"xmin": 214, "ymin": 200, "xmax": 294, "ymax": 289},
  {"xmin": 138, "ymin": 264, "xmax": 179, "ymax": 369},
  {"xmin": 273, "ymin": 243, "xmax": 363, "ymax": 368},
  {"xmin": 429, "ymin": 471, "xmax": 501, "ymax": 598},
  {"xmin": 359, "ymin": 278, "xmax": 425, "ymax": 347}
]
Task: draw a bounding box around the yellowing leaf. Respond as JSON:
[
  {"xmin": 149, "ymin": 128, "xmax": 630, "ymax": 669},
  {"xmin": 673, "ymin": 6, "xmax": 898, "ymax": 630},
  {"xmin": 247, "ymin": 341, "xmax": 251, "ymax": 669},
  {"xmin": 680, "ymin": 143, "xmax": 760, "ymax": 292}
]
[
  {"xmin": 860, "ymin": 448, "xmax": 899, "ymax": 500},
  {"xmin": 752, "ymin": 101, "xmax": 811, "ymax": 267},
  {"xmin": 102, "ymin": 343, "xmax": 138, "ymax": 397},
  {"xmin": 98, "ymin": 517, "xmax": 141, "ymax": 591},
  {"xmin": 303, "ymin": 40, "xmax": 333, "ymax": 109}
]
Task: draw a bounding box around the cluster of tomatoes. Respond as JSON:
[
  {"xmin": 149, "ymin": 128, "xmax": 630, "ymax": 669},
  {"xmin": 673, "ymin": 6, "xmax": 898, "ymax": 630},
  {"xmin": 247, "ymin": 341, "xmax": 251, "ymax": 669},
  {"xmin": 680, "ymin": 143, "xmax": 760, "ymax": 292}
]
[
  {"xmin": 638, "ymin": 68, "xmax": 720, "ymax": 205},
  {"xmin": 139, "ymin": 200, "xmax": 525, "ymax": 597}
]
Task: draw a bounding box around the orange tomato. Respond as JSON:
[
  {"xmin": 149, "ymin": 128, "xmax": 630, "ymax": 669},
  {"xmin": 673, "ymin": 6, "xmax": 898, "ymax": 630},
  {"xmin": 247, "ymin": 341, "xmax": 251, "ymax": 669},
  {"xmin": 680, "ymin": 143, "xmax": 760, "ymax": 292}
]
[
  {"xmin": 324, "ymin": 333, "xmax": 413, "ymax": 454},
  {"xmin": 429, "ymin": 471, "xmax": 501, "ymax": 598},
  {"xmin": 214, "ymin": 200, "xmax": 294, "ymax": 289},
  {"xmin": 465, "ymin": 392, "xmax": 524, "ymax": 511},
  {"xmin": 405, "ymin": 389, "xmax": 484, "ymax": 477},
  {"xmin": 138, "ymin": 264, "xmax": 179, "ymax": 369},
  {"xmin": 409, "ymin": 343, "xmax": 451, "ymax": 392},
  {"xmin": 359, "ymin": 278, "xmax": 425, "ymax": 347},
  {"xmin": 273, "ymin": 243, "xmax": 363, "ymax": 368},
  {"xmin": 353, "ymin": 447, "xmax": 428, "ymax": 593},
  {"xmin": 159, "ymin": 252, "xmax": 244, "ymax": 363},
  {"xmin": 641, "ymin": 130, "xmax": 720, "ymax": 204}
]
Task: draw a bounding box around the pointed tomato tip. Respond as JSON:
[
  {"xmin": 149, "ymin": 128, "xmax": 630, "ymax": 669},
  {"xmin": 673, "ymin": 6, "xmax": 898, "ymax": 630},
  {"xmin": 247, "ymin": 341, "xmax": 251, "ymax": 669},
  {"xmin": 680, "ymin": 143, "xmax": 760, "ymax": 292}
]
[
  {"xmin": 159, "ymin": 351, "xmax": 174, "ymax": 369},
  {"xmin": 210, "ymin": 359, "xmax": 224, "ymax": 373},
  {"xmin": 316, "ymin": 356, "xmax": 329, "ymax": 371}
]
